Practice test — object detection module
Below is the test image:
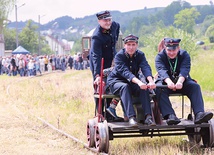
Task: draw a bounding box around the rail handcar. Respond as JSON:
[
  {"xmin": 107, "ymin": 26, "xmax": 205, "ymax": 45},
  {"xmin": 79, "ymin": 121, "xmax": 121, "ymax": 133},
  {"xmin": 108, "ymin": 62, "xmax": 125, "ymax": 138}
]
[{"xmin": 87, "ymin": 59, "xmax": 214, "ymax": 154}]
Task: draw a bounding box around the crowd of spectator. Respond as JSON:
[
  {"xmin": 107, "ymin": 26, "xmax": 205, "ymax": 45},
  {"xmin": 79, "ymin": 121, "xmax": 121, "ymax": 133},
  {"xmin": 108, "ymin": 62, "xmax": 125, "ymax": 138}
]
[{"xmin": 0, "ymin": 52, "xmax": 89, "ymax": 77}]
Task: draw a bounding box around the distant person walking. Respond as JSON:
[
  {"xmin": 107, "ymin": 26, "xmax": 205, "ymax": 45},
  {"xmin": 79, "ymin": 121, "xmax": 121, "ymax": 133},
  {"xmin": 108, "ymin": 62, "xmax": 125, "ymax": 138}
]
[
  {"xmin": 39, "ymin": 56, "xmax": 45, "ymax": 73},
  {"xmin": 18, "ymin": 56, "xmax": 25, "ymax": 77},
  {"xmin": 68, "ymin": 55, "xmax": 73, "ymax": 69},
  {"xmin": 44, "ymin": 55, "xmax": 49, "ymax": 71}
]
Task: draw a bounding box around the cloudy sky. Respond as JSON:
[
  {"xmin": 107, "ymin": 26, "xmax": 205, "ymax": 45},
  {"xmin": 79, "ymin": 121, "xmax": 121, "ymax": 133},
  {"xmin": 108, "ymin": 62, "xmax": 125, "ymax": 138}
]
[{"xmin": 8, "ymin": 0, "xmax": 211, "ymax": 24}]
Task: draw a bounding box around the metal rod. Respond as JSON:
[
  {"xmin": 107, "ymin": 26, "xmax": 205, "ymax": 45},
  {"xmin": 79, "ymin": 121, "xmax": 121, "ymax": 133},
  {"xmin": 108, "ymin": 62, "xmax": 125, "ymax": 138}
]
[
  {"xmin": 15, "ymin": 4, "xmax": 18, "ymax": 48},
  {"xmin": 38, "ymin": 15, "xmax": 41, "ymax": 55},
  {"xmin": 38, "ymin": 14, "xmax": 45, "ymax": 55},
  {"xmin": 182, "ymin": 95, "xmax": 184, "ymax": 118},
  {"xmin": 98, "ymin": 58, "xmax": 104, "ymax": 122},
  {"xmin": 112, "ymin": 132, "xmax": 199, "ymax": 138}
]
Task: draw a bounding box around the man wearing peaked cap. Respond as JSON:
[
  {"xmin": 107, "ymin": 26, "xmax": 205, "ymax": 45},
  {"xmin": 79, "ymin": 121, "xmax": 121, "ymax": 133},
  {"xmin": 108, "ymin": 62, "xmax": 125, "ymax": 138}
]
[
  {"xmin": 106, "ymin": 34, "xmax": 140, "ymax": 120},
  {"xmin": 105, "ymin": 34, "xmax": 140, "ymax": 120},
  {"xmin": 89, "ymin": 10, "xmax": 121, "ymax": 121},
  {"xmin": 155, "ymin": 37, "xmax": 213, "ymax": 125},
  {"xmin": 107, "ymin": 34, "xmax": 156, "ymax": 126},
  {"xmin": 90, "ymin": 10, "xmax": 120, "ymax": 79}
]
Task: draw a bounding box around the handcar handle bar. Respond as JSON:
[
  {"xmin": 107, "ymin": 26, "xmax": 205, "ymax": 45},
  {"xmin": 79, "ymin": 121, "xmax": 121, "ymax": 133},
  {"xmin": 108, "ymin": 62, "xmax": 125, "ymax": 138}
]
[
  {"xmin": 147, "ymin": 84, "xmax": 168, "ymax": 89},
  {"xmin": 155, "ymin": 84, "xmax": 168, "ymax": 88}
]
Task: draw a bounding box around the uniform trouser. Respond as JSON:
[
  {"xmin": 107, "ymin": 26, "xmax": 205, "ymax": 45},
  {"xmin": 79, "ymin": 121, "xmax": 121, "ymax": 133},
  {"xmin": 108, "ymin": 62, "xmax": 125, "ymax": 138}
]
[
  {"xmin": 109, "ymin": 82, "xmax": 152, "ymax": 119},
  {"xmin": 156, "ymin": 79, "xmax": 204, "ymax": 118}
]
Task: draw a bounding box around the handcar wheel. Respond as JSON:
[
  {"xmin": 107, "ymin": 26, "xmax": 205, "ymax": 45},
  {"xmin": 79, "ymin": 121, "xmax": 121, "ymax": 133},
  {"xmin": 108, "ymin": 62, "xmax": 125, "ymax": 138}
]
[
  {"xmin": 87, "ymin": 119, "xmax": 96, "ymax": 147},
  {"xmin": 209, "ymin": 119, "xmax": 214, "ymax": 147},
  {"xmin": 201, "ymin": 119, "xmax": 214, "ymax": 147},
  {"xmin": 187, "ymin": 127, "xmax": 201, "ymax": 145},
  {"xmin": 104, "ymin": 120, "xmax": 109, "ymax": 153},
  {"xmin": 94, "ymin": 122, "xmax": 108, "ymax": 153}
]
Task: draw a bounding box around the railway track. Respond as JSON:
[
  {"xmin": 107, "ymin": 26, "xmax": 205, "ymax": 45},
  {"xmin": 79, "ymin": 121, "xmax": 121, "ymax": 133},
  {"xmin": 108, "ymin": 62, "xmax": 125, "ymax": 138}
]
[
  {"xmin": 5, "ymin": 72, "xmax": 107, "ymax": 155},
  {"xmin": 37, "ymin": 117, "xmax": 103, "ymax": 154}
]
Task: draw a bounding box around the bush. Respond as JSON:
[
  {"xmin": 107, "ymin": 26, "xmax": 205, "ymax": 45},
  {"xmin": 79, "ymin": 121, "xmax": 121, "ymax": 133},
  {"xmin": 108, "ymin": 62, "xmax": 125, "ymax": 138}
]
[{"xmin": 143, "ymin": 27, "xmax": 197, "ymax": 58}]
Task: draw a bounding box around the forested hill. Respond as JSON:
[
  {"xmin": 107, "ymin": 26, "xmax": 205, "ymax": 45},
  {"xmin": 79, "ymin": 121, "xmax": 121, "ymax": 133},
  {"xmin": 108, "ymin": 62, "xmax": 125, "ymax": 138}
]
[
  {"xmin": 7, "ymin": 1, "xmax": 214, "ymax": 39},
  {"xmin": 7, "ymin": 7, "xmax": 164, "ymax": 32}
]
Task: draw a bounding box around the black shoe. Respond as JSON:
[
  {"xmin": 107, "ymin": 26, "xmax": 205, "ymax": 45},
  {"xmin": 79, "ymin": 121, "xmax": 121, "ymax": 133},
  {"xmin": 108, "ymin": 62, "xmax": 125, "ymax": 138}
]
[
  {"xmin": 144, "ymin": 115, "xmax": 156, "ymax": 126},
  {"xmin": 129, "ymin": 117, "xmax": 138, "ymax": 126},
  {"xmin": 166, "ymin": 114, "xmax": 181, "ymax": 125},
  {"xmin": 194, "ymin": 112, "xmax": 213, "ymax": 124}
]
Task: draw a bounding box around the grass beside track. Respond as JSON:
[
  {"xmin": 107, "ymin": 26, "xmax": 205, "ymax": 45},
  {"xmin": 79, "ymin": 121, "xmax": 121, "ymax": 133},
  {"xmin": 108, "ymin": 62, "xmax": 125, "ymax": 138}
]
[{"xmin": 1, "ymin": 67, "xmax": 213, "ymax": 155}]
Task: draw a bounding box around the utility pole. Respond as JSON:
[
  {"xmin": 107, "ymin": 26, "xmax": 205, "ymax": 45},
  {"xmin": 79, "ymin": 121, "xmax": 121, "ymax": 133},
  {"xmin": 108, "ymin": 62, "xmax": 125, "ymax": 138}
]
[
  {"xmin": 38, "ymin": 15, "xmax": 45, "ymax": 56},
  {"xmin": 15, "ymin": 4, "xmax": 18, "ymax": 48},
  {"xmin": 15, "ymin": 3, "xmax": 25, "ymax": 48},
  {"xmin": 38, "ymin": 15, "xmax": 41, "ymax": 56}
]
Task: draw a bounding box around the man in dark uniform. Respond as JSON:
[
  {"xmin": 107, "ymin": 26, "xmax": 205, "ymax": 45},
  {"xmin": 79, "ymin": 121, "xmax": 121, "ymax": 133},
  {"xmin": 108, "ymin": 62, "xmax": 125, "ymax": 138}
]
[
  {"xmin": 155, "ymin": 37, "xmax": 213, "ymax": 125},
  {"xmin": 107, "ymin": 34, "xmax": 156, "ymax": 126},
  {"xmin": 89, "ymin": 10, "xmax": 120, "ymax": 120}
]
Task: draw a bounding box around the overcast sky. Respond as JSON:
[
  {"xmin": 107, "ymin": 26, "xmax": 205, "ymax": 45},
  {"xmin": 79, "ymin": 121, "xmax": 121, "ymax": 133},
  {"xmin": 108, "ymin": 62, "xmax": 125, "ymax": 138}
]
[{"xmin": 8, "ymin": 0, "xmax": 211, "ymax": 24}]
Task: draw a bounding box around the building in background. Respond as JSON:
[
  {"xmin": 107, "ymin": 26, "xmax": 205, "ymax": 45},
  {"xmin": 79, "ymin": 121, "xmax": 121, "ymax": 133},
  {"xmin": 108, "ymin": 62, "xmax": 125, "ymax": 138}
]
[{"xmin": 45, "ymin": 35, "xmax": 74, "ymax": 55}]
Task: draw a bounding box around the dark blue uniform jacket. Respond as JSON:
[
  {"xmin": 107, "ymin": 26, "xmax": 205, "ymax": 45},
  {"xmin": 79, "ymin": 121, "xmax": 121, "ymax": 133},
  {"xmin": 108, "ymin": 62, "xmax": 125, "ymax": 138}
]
[
  {"xmin": 107, "ymin": 49, "xmax": 152, "ymax": 86},
  {"xmin": 89, "ymin": 21, "xmax": 120, "ymax": 79},
  {"xmin": 155, "ymin": 49, "xmax": 192, "ymax": 83}
]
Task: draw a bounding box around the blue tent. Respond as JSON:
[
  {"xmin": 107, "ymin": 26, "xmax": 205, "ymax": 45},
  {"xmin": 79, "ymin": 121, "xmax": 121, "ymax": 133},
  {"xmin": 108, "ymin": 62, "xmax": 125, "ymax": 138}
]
[{"xmin": 12, "ymin": 46, "xmax": 30, "ymax": 54}]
